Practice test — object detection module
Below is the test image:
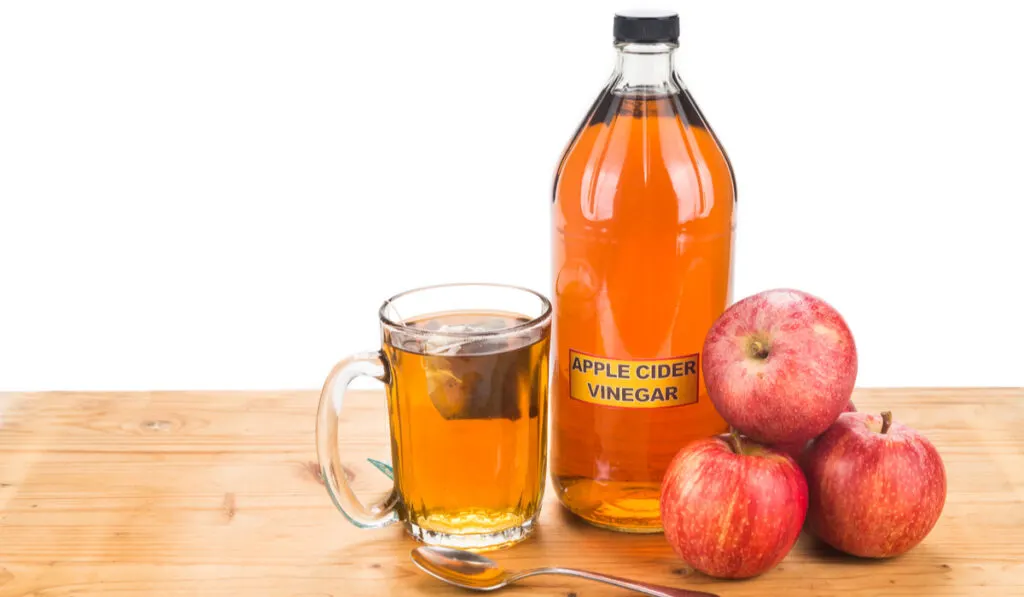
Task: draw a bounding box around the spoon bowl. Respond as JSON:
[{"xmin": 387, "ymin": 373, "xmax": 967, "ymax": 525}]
[{"xmin": 411, "ymin": 546, "xmax": 510, "ymax": 590}]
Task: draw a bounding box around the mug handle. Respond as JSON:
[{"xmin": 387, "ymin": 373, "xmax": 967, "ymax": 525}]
[{"xmin": 315, "ymin": 351, "xmax": 399, "ymax": 528}]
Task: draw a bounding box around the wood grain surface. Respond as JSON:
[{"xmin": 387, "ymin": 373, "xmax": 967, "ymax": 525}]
[{"xmin": 0, "ymin": 388, "xmax": 1021, "ymax": 596}]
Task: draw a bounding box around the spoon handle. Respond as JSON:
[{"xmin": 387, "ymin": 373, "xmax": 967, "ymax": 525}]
[{"xmin": 512, "ymin": 567, "xmax": 719, "ymax": 597}]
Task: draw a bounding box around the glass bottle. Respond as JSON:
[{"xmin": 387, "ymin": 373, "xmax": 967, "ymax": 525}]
[{"xmin": 551, "ymin": 11, "xmax": 736, "ymax": 532}]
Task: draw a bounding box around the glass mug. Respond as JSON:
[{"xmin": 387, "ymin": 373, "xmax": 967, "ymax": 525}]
[{"xmin": 316, "ymin": 283, "xmax": 552, "ymax": 550}]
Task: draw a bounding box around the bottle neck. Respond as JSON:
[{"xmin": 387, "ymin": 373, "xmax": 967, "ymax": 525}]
[{"xmin": 612, "ymin": 42, "xmax": 680, "ymax": 95}]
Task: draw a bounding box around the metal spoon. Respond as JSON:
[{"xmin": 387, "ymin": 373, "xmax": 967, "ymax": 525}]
[{"xmin": 410, "ymin": 546, "xmax": 718, "ymax": 597}]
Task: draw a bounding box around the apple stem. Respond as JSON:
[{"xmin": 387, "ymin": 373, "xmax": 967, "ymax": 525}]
[
  {"xmin": 880, "ymin": 411, "xmax": 893, "ymax": 434},
  {"xmin": 749, "ymin": 339, "xmax": 770, "ymax": 359},
  {"xmin": 726, "ymin": 427, "xmax": 744, "ymax": 455}
]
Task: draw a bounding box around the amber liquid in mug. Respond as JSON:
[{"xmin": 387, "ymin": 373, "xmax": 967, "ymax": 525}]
[
  {"xmin": 382, "ymin": 311, "xmax": 549, "ymax": 545},
  {"xmin": 551, "ymin": 89, "xmax": 736, "ymax": 532}
]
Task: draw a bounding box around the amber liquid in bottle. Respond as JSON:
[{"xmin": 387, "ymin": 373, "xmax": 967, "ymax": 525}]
[{"xmin": 551, "ymin": 35, "xmax": 736, "ymax": 532}]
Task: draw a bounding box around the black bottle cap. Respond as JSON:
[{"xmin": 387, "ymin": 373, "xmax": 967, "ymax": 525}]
[{"xmin": 613, "ymin": 10, "xmax": 679, "ymax": 44}]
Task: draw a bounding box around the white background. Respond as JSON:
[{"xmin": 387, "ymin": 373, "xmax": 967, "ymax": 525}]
[{"xmin": 1, "ymin": 1, "xmax": 1022, "ymax": 391}]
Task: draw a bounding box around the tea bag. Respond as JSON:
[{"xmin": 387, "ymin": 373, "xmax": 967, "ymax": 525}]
[{"xmin": 424, "ymin": 322, "xmax": 526, "ymax": 421}]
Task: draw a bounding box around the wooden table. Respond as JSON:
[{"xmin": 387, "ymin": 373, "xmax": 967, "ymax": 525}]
[{"xmin": 0, "ymin": 388, "xmax": 1021, "ymax": 596}]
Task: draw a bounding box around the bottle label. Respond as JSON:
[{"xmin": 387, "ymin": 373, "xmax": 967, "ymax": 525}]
[{"xmin": 568, "ymin": 349, "xmax": 699, "ymax": 409}]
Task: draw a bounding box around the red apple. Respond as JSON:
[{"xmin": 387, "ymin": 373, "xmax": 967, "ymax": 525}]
[
  {"xmin": 773, "ymin": 400, "xmax": 857, "ymax": 461},
  {"xmin": 660, "ymin": 433, "xmax": 808, "ymax": 579},
  {"xmin": 702, "ymin": 289, "xmax": 857, "ymax": 445},
  {"xmin": 804, "ymin": 411, "xmax": 947, "ymax": 558}
]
